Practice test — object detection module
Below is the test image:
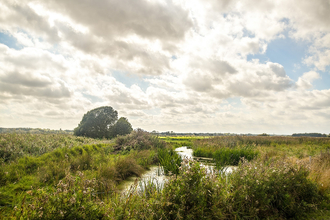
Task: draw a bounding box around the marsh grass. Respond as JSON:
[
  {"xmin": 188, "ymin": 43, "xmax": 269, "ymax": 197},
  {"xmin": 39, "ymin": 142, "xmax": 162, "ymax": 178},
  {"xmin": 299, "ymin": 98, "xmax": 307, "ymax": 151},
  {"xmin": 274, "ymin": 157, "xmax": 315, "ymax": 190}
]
[
  {"xmin": 309, "ymin": 150, "xmax": 330, "ymax": 193},
  {"xmin": 13, "ymin": 172, "xmax": 109, "ymax": 219},
  {"xmin": 0, "ymin": 132, "xmax": 166, "ymax": 210},
  {"xmin": 192, "ymin": 136, "xmax": 330, "ymax": 159},
  {"xmin": 2, "ymin": 134, "xmax": 330, "ymax": 219},
  {"xmin": 157, "ymin": 148, "xmax": 182, "ymax": 175},
  {"xmin": 7, "ymin": 157, "xmax": 329, "ymax": 219},
  {"xmin": 193, "ymin": 146, "xmax": 259, "ymax": 167},
  {"xmin": 225, "ymin": 158, "xmax": 324, "ymax": 219},
  {"xmin": 0, "ymin": 133, "xmax": 113, "ymax": 162}
]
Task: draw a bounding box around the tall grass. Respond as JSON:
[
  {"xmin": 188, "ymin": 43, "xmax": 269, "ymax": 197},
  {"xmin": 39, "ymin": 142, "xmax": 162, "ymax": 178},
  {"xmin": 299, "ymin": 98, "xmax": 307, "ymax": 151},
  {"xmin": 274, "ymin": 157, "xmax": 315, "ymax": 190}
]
[
  {"xmin": 192, "ymin": 136, "xmax": 330, "ymax": 160},
  {"xmin": 0, "ymin": 133, "xmax": 113, "ymax": 162},
  {"xmin": 2, "ymin": 133, "xmax": 330, "ymax": 219},
  {"xmin": 309, "ymin": 151, "xmax": 330, "ymax": 193},
  {"xmin": 213, "ymin": 147, "xmax": 259, "ymax": 167},
  {"xmin": 12, "ymin": 172, "xmax": 109, "ymax": 219},
  {"xmin": 193, "ymin": 146, "xmax": 259, "ymax": 167},
  {"xmin": 157, "ymin": 148, "xmax": 182, "ymax": 175},
  {"xmin": 6, "ymin": 157, "xmax": 329, "ymax": 219},
  {"xmin": 0, "ymin": 131, "xmax": 168, "ymax": 211}
]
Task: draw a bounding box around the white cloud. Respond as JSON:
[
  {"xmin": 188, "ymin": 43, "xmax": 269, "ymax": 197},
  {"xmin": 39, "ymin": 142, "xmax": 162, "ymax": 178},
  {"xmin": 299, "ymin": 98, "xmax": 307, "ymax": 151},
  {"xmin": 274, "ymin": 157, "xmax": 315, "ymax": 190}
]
[
  {"xmin": 0, "ymin": 0, "xmax": 329, "ymax": 133},
  {"xmin": 296, "ymin": 71, "xmax": 321, "ymax": 90}
]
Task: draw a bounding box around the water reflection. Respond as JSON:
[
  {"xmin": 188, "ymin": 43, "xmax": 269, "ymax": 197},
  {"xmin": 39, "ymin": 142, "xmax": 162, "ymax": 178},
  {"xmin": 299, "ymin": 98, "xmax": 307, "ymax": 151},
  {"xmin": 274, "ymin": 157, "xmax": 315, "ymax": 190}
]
[{"xmin": 122, "ymin": 146, "xmax": 235, "ymax": 193}]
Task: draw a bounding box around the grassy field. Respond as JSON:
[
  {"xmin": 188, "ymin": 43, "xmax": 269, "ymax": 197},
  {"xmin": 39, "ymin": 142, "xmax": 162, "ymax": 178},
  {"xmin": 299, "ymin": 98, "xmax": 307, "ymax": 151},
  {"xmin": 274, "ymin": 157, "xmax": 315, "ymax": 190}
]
[{"xmin": 0, "ymin": 133, "xmax": 329, "ymax": 219}]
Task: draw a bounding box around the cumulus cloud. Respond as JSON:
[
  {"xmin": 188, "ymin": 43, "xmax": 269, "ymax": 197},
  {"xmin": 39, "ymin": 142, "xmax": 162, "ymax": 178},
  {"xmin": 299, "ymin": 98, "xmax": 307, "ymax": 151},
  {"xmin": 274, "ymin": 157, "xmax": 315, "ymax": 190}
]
[
  {"xmin": 0, "ymin": 0, "xmax": 329, "ymax": 133},
  {"xmin": 296, "ymin": 71, "xmax": 320, "ymax": 90}
]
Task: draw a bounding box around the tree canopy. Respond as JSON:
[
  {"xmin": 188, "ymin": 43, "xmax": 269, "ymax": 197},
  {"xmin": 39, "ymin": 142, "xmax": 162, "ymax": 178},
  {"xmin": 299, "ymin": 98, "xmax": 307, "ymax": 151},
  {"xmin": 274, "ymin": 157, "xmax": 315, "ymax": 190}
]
[
  {"xmin": 74, "ymin": 106, "xmax": 120, "ymax": 139},
  {"xmin": 112, "ymin": 117, "xmax": 133, "ymax": 136}
]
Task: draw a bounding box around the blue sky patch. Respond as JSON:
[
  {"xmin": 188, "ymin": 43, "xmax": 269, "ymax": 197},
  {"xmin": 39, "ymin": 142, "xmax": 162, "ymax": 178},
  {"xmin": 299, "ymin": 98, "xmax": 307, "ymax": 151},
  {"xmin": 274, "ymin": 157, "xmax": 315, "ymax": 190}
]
[
  {"xmin": 0, "ymin": 31, "xmax": 22, "ymax": 50},
  {"xmin": 111, "ymin": 70, "xmax": 150, "ymax": 92},
  {"xmin": 247, "ymin": 33, "xmax": 311, "ymax": 81}
]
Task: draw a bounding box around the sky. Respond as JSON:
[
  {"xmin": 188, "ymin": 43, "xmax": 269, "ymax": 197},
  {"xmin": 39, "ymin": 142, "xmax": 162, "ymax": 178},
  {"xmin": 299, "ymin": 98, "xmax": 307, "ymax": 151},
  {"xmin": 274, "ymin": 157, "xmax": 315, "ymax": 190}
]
[{"xmin": 0, "ymin": 0, "xmax": 330, "ymax": 134}]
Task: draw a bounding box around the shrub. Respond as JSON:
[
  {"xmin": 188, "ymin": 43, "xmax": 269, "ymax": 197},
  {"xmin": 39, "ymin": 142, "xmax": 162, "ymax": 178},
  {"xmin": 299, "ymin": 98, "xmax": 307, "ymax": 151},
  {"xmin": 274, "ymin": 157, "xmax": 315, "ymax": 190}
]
[
  {"xmin": 156, "ymin": 159, "xmax": 222, "ymax": 219},
  {"xmin": 114, "ymin": 129, "xmax": 166, "ymax": 151},
  {"xmin": 225, "ymin": 158, "xmax": 325, "ymax": 219},
  {"xmin": 12, "ymin": 172, "xmax": 108, "ymax": 219},
  {"xmin": 114, "ymin": 157, "xmax": 143, "ymax": 180}
]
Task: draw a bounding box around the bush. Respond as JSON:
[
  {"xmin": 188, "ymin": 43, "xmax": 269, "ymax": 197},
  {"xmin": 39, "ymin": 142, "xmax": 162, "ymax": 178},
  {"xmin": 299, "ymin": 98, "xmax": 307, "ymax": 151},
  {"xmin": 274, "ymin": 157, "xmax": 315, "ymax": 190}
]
[
  {"xmin": 13, "ymin": 172, "xmax": 108, "ymax": 219},
  {"xmin": 156, "ymin": 159, "xmax": 218, "ymax": 219},
  {"xmin": 114, "ymin": 129, "xmax": 166, "ymax": 151},
  {"xmin": 225, "ymin": 158, "xmax": 325, "ymax": 219}
]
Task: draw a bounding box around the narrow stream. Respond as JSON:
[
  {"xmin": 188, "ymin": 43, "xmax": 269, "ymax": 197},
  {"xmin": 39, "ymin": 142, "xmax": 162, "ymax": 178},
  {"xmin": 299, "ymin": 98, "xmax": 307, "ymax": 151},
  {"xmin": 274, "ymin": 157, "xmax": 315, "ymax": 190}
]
[{"xmin": 121, "ymin": 147, "xmax": 235, "ymax": 194}]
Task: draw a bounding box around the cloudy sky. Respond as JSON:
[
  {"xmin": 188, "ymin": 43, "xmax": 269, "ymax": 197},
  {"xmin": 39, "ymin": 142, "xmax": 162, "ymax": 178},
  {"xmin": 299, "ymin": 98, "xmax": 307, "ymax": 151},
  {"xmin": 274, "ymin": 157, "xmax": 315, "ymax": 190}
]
[{"xmin": 0, "ymin": 0, "xmax": 330, "ymax": 134}]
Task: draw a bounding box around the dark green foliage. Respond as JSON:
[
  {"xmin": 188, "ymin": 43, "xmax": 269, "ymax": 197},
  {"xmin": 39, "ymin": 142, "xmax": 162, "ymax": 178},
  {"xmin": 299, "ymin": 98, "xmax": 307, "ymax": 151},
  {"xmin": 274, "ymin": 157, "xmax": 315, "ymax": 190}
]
[
  {"xmin": 213, "ymin": 147, "xmax": 259, "ymax": 167},
  {"xmin": 157, "ymin": 148, "xmax": 182, "ymax": 175},
  {"xmin": 112, "ymin": 117, "xmax": 133, "ymax": 137},
  {"xmin": 74, "ymin": 106, "xmax": 118, "ymax": 139},
  {"xmin": 293, "ymin": 133, "xmax": 328, "ymax": 137},
  {"xmin": 193, "ymin": 146, "xmax": 259, "ymax": 167}
]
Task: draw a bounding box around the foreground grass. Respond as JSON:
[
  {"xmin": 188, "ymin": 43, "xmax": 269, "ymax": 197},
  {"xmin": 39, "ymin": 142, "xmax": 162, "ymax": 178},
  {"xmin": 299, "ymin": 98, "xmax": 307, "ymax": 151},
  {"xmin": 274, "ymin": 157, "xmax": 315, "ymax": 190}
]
[
  {"xmin": 7, "ymin": 158, "xmax": 330, "ymax": 219},
  {"xmin": 1, "ymin": 134, "xmax": 330, "ymax": 219}
]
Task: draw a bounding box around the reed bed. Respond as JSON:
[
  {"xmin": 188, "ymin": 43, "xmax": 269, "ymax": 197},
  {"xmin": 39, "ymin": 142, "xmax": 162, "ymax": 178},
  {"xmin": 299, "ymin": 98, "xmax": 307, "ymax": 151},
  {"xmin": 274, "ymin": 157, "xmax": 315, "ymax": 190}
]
[{"xmin": 1, "ymin": 134, "xmax": 330, "ymax": 219}]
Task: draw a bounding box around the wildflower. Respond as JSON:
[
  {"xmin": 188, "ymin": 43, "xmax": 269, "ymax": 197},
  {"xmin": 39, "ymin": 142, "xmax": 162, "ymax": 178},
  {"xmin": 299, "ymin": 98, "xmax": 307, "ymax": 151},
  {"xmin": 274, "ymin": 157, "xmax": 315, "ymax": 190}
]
[{"xmin": 70, "ymin": 197, "xmax": 76, "ymax": 204}]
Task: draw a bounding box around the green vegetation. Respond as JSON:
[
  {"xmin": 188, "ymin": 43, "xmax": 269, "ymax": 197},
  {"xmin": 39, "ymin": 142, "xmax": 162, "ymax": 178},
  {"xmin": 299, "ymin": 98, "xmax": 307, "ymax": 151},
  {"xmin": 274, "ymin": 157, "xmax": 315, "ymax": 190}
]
[
  {"xmin": 194, "ymin": 146, "xmax": 259, "ymax": 167},
  {"xmin": 0, "ymin": 127, "xmax": 73, "ymax": 134},
  {"xmin": 157, "ymin": 148, "xmax": 182, "ymax": 175},
  {"xmin": 113, "ymin": 117, "xmax": 133, "ymax": 136},
  {"xmin": 1, "ymin": 133, "xmax": 329, "ymax": 219},
  {"xmin": 74, "ymin": 106, "xmax": 133, "ymax": 139},
  {"xmin": 0, "ymin": 133, "xmax": 112, "ymax": 162}
]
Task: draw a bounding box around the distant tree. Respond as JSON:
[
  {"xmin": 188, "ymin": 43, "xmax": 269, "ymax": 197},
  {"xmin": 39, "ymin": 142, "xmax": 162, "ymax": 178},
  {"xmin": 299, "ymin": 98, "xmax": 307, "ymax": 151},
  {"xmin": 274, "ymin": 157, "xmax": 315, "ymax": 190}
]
[
  {"xmin": 74, "ymin": 106, "xmax": 118, "ymax": 139},
  {"xmin": 292, "ymin": 133, "xmax": 327, "ymax": 137},
  {"xmin": 259, "ymin": 133, "xmax": 269, "ymax": 136},
  {"xmin": 112, "ymin": 117, "xmax": 133, "ymax": 137}
]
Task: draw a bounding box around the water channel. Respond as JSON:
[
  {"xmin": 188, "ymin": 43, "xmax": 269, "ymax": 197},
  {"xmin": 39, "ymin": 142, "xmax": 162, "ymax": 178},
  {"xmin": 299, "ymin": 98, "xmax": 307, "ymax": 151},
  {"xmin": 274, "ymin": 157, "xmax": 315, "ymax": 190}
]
[{"xmin": 120, "ymin": 146, "xmax": 235, "ymax": 194}]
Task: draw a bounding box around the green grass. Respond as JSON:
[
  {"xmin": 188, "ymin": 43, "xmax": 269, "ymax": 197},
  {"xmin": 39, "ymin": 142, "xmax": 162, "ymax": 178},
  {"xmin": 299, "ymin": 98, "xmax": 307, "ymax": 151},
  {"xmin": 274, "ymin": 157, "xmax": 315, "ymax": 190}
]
[
  {"xmin": 157, "ymin": 148, "xmax": 182, "ymax": 175},
  {"xmin": 1, "ymin": 133, "xmax": 330, "ymax": 219},
  {"xmin": 0, "ymin": 133, "xmax": 113, "ymax": 162}
]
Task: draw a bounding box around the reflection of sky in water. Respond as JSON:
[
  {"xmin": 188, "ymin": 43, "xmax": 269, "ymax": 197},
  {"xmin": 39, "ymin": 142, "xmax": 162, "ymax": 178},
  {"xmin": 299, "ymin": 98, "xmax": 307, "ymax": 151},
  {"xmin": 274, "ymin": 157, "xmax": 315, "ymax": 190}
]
[
  {"xmin": 175, "ymin": 146, "xmax": 193, "ymax": 159},
  {"xmin": 123, "ymin": 147, "xmax": 235, "ymax": 193},
  {"xmin": 175, "ymin": 146, "xmax": 235, "ymax": 175}
]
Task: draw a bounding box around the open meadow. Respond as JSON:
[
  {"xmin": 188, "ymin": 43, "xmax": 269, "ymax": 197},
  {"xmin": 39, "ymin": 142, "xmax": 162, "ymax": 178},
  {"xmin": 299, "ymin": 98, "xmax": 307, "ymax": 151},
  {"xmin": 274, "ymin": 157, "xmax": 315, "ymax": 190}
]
[{"xmin": 1, "ymin": 133, "xmax": 330, "ymax": 219}]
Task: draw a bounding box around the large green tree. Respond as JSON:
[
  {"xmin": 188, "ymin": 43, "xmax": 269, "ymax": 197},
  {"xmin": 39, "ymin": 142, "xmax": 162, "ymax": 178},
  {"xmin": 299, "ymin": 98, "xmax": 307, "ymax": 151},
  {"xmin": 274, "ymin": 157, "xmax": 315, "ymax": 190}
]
[
  {"xmin": 112, "ymin": 117, "xmax": 133, "ymax": 137},
  {"xmin": 74, "ymin": 106, "xmax": 118, "ymax": 139}
]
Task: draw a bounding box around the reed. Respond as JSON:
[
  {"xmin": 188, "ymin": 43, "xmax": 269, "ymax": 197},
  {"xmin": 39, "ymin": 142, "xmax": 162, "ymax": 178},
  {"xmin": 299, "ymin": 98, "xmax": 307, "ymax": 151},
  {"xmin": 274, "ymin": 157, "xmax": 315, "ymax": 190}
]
[{"xmin": 157, "ymin": 148, "xmax": 182, "ymax": 175}]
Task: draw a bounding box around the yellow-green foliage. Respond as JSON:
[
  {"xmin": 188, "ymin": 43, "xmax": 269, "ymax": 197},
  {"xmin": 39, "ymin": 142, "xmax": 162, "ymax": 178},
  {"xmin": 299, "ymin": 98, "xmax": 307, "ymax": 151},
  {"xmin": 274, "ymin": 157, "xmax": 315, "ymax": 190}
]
[
  {"xmin": 0, "ymin": 132, "xmax": 167, "ymax": 213},
  {"xmin": 0, "ymin": 133, "xmax": 113, "ymax": 162},
  {"xmin": 309, "ymin": 151, "xmax": 330, "ymax": 193},
  {"xmin": 192, "ymin": 136, "xmax": 330, "ymax": 159},
  {"xmin": 2, "ymin": 134, "xmax": 330, "ymax": 219}
]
